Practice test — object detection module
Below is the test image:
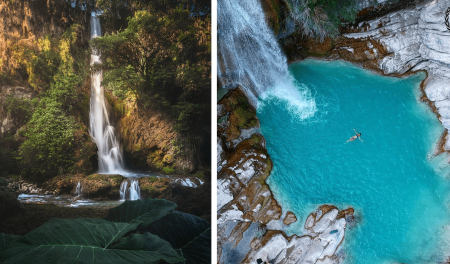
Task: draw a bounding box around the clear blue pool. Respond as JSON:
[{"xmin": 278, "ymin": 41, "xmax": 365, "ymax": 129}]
[{"xmin": 258, "ymin": 59, "xmax": 450, "ymax": 263}]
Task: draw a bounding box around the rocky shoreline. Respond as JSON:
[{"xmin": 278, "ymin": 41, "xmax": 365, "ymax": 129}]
[
  {"xmin": 282, "ymin": 0, "xmax": 450, "ymax": 153},
  {"xmin": 217, "ymin": 88, "xmax": 355, "ymax": 263},
  {"xmin": 1, "ymin": 170, "xmax": 210, "ymax": 224}
]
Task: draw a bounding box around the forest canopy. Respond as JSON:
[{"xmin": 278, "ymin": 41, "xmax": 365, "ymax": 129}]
[
  {"xmin": 0, "ymin": 0, "xmax": 211, "ymax": 179},
  {"xmin": 92, "ymin": 0, "xmax": 211, "ymax": 140}
]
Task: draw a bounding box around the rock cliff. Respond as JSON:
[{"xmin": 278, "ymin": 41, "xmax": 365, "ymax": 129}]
[
  {"xmin": 0, "ymin": 0, "xmax": 91, "ymax": 78},
  {"xmin": 107, "ymin": 94, "xmax": 204, "ymax": 175}
]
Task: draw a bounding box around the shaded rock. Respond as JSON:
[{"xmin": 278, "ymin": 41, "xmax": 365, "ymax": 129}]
[
  {"xmin": 0, "ymin": 188, "xmax": 22, "ymax": 218},
  {"xmin": 161, "ymin": 172, "xmax": 211, "ymax": 222},
  {"xmin": 283, "ymin": 211, "xmax": 297, "ymax": 226}
]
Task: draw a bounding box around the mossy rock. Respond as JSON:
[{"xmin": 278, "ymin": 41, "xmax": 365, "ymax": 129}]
[
  {"xmin": 195, "ymin": 171, "xmax": 205, "ymax": 180},
  {"xmin": 218, "ymin": 88, "xmax": 259, "ymax": 141},
  {"xmin": 139, "ymin": 177, "xmax": 169, "ymax": 198},
  {"xmin": 162, "ymin": 166, "xmax": 174, "ymax": 175},
  {"xmin": 163, "ymin": 154, "xmax": 174, "ymax": 163},
  {"xmin": 83, "ymin": 174, "xmax": 126, "ymax": 199}
]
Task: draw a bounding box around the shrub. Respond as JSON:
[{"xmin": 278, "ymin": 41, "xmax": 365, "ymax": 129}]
[{"xmin": 163, "ymin": 166, "xmax": 175, "ymax": 174}]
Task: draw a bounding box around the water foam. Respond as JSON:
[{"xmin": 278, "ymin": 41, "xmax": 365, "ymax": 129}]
[
  {"xmin": 259, "ymin": 78, "xmax": 317, "ymax": 120},
  {"xmin": 218, "ymin": 0, "xmax": 316, "ymax": 118}
]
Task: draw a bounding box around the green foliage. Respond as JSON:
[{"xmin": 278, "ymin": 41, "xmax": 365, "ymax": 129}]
[
  {"xmin": 162, "ymin": 166, "xmax": 175, "ymax": 174},
  {"xmin": 0, "ymin": 199, "xmax": 211, "ymax": 264},
  {"xmin": 0, "ymin": 218, "xmax": 182, "ymax": 264},
  {"xmin": 105, "ymin": 199, "xmax": 177, "ymax": 228},
  {"xmin": 0, "ymin": 234, "xmax": 20, "ymax": 252},
  {"xmin": 16, "ymin": 25, "xmax": 89, "ymax": 179},
  {"xmin": 3, "ymin": 96, "xmax": 34, "ymax": 128},
  {"xmin": 195, "ymin": 171, "xmax": 205, "ymax": 180},
  {"xmin": 91, "ymin": 3, "xmax": 210, "ymax": 137},
  {"xmin": 286, "ymin": 0, "xmax": 368, "ymax": 40},
  {"xmin": 144, "ymin": 211, "xmax": 211, "ymax": 264},
  {"xmin": 18, "ymin": 97, "xmax": 76, "ymax": 178}
]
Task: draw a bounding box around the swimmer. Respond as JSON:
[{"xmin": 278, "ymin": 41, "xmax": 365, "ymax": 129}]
[{"xmin": 346, "ymin": 129, "xmax": 363, "ymax": 143}]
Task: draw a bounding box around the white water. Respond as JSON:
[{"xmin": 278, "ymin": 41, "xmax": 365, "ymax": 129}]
[
  {"xmin": 75, "ymin": 182, "xmax": 82, "ymax": 197},
  {"xmin": 217, "ymin": 0, "xmax": 316, "ymax": 118},
  {"xmin": 89, "ymin": 17, "xmax": 125, "ymax": 174},
  {"xmin": 120, "ymin": 179, "xmax": 140, "ymax": 201}
]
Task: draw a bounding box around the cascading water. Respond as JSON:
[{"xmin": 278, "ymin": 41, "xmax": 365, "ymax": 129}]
[
  {"xmin": 218, "ymin": 0, "xmax": 316, "ymax": 118},
  {"xmin": 89, "ymin": 16, "xmax": 125, "ymax": 173},
  {"xmin": 119, "ymin": 181, "xmax": 128, "ymax": 200},
  {"xmin": 119, "ymin": 179, "xmax": 140, "ymax": 201},
  {"xmin": 75, "ymin": 182, "xmax": 82, "ymax": 197},
  {"xmin": 89, "ymin": 16, "xmax": 141, "ymax": 201}
]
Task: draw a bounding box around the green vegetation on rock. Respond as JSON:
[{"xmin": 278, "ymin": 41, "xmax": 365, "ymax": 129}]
[{"xmin": 17, "ymin": 25, "xmax": 91, "ymax": 180}]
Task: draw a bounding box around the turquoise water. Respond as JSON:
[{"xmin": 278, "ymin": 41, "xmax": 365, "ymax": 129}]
[{"xmin": 258, "ymin": 60, "xmax": 450, "ymax": 263}]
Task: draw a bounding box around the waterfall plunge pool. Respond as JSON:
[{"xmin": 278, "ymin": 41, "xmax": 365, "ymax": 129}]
[{"xmin": 258, "ymin": 59, "xmax": 450, "ymax": 263}]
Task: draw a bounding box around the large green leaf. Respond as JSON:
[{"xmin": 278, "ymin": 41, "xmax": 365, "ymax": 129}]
[
  {"xmin": 105, "ymin": 198, "xmax": 177, "ymax": 228},
  {"xmin": 145, "ymin": 211, "xmax": 211, "ymax": 264},
  {"xmin": 0, "ymin": 218, "xmax": 182, "ymax": 264},
  {"xmin": 0, "ymin": 234, "xmax": 20, "ymax": 252},
  {"xmin": 110, "ymin": 232, "xmax": 183, "ymax": 262}
]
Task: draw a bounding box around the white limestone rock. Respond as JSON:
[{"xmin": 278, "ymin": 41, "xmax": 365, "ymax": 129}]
[
  {"xmin": 243, "ymin": 206, "xmax": 351, "ymax": 264},
  {"xmin": 344, "ymin": 0, "xmax": 450, "ymax": 147},
  {"xmin": 217, "ymin": 178, "xmax": 234, "ymax": 210}
]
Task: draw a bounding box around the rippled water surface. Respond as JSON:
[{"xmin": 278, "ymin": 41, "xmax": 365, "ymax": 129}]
[{"xmin": 258, "ymin": 59, "xmax": 450, "ymax": 263}]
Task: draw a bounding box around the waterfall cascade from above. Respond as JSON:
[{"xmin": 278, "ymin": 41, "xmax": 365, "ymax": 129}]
[
  {"xmin": 89, "ymin": 16, "xmax": 125, "ymax": 174},
  {"xmin": 218, "ymin": 0, "xmax": 316, "ymax": 119}
]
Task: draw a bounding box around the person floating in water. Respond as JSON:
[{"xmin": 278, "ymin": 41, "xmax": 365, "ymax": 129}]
[{"xmin": 346, "ymin": 129, "xmax": 363, "ymax": 143}]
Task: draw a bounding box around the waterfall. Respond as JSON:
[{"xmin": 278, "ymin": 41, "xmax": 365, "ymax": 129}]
[
  {"xmin": 120, "ymin": 179, "xmax": 140, "ymax": 201},
  {"xmin": 75, "ymin": 182, "xmax": 82, "ymax": 197},
  {"xmin": 89, "ymin": 16, "xmax": 125, "ymax": 173},
  {"xmin": 218, "ymin": 0, "xmax": 316, "ymax": 119},
  {"xmin": 119, "ymin": 180, "xmax": 128, "ymax": 200}
]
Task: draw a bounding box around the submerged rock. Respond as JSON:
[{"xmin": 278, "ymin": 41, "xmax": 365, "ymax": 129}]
[{"xmin": 283, "ymin": 211, "xmax": 297, "ymax": 226}]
